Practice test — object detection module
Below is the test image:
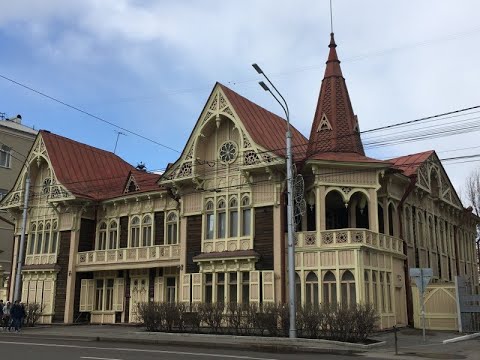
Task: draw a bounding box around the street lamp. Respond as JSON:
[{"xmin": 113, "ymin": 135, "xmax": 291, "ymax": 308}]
[{"xmin": 253, "ymin": 63, "xmax": 296, "ymax": 338}]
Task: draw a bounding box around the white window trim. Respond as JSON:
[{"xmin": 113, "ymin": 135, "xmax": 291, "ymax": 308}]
[
  {"xmin": 28, "ymin": 219, "xmax": 59, "ymax": 255},
  {"xmin": 165, "ymin": 211, "xmax": 178, "ymax": 245},
  {"xmin": 96, "ymin": 219, "xmax": 120, "ymax": 250},
  {"xmin": 0, "ymin": 145, "xmax": 12, "ymax": 168},
  {"xmin": 128, "ymin": 214, "xmax": 155, "ymax": 248}
]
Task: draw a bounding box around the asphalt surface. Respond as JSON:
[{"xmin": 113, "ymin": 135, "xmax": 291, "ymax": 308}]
[{"xmin": 0, "ymin": 335, "xmax": 390, "ymax": 360}]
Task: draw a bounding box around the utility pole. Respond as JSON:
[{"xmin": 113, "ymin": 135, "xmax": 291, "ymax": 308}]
[{"xmin": 14, "ymin": 169, "xmax": 30, "ymax": 301}]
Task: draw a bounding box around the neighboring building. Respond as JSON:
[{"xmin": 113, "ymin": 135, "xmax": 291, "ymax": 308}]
[
  {"xmin": 0, "ymin": 114, "xmax": 37, "ymax": 297},
  {"xmin": 0, "ymin": 34, "xmax": 478, "ymax": 328}
]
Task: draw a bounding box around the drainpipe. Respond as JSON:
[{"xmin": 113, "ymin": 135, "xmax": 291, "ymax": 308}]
[{"xmin": 398, "ymin": 174, "xmax": 417, "ymax": 327}]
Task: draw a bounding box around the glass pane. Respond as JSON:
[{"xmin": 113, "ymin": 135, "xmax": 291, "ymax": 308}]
[
  {"xmin": 229, "ymin": 211, "xmax": 238, "ymax": 237},
  {"xmin": 36, "ymin": 233, "xmax": 43, "ymax": 254},
  {"xmin": 242, "ymin": 284, "xmax": 249, "ymax": 304},
  {"xmin": 230, "ymin": 284, "xmax": 237, "ymax": 303},
  {"xmin": 51, "ymin": 233, "xmax": 58, "ymax": 253},
  {"xmin": 217, "ymin": 285, "xmax": 225, "ymax": 303},
  {"xmin": 44, "ymin": 232, "xmax": 50, "ymax": 253},
  {"xmin": 242, "ymin": 209, "xmax": 251, "ymax": 236},
  {"xmin": 323, "ymin": 284, "xmax": 330, "ymax": 304},
  {"xmin": 218, "ymin": 212, "xmax": 226, "ymax": 238},
  {"xmin": 205, "ymin": 285, "xmax": 212, "ymax": 303},
  {"xmin": 206, "ymin": 214, "xmax": 214, "ymax": 239},
  {"xmin": 341, "ymin": 283, "xmax": 348, "ymax": 306}
]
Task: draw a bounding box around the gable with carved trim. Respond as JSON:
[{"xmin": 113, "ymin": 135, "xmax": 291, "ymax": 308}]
[
  {"xmin": 0, "ymin": 134, "xmax": 74, "ymax": 209},
  {"xmin": 415, "ymin": 153, "xmax": 462, "ymax": 209},
  {"xmin": 159, "ymin": 84, "xmax": 280, "ymax": 189}
]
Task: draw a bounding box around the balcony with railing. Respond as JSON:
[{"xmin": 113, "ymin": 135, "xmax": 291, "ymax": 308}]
[
  {"xmin": 76, "ymin": 244, "xmax": 181, "ymax": 270},
  {"xmin": 292, "ymin": 229, "xmax": 404, "ymax": 255},
  {"xmin": 25, "ymin": 253, "xmax": 58, "ymax": 266}
]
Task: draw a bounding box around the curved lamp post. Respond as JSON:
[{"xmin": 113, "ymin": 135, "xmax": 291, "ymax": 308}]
[{"xmin": 252, "ymin": 63, "xmax": 296, "ymax": 338}]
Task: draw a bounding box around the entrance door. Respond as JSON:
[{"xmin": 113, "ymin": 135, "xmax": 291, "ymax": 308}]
[{"xmin": 129, "ymin": 277, "xmax": 149, "ymax": 322}]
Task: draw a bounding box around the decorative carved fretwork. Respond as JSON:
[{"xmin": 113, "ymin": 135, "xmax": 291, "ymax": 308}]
[
  {"xmin": 185, "ymin": 146, "xmax": 193, "ymax": 160},
  {"xmin": 242, "ymin": 132, "xmax": 252, "ymax": 148},
  {"xmin": 322, "ymin": 232, "xmax": 334, "ymax": 244},
  {"xmin": 177, "ymin": 162, "xmax": 193, "ymax": 178},
  {"xmin": 219, "ymin": 93, "xmax": 228, "ymax": 110},
  {"xmin": 341, "ymin": 187, "xmax": 352, "ymax": 195},
  {"xmin": 124, "ymin": 174, "xmax": 140, "ymax": 194},
  {"xmin": 244, "ymin": 150, "xmax": 260, "ymax": 165},
  {"xmin": 316, "ymin": 113, "xmax": 332, "ymax": 132},
  {"xmin": 223, "ymin": 107, "xmax": 234, "ymax": 117},
  {"xmin": 209, "ymin": 94, "xmax": 218, "ymax": 112}
]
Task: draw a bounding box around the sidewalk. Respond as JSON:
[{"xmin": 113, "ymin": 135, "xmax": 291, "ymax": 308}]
[{"xmin": 3, "ymin": 325, "xmax": 479, "ymax": 359}]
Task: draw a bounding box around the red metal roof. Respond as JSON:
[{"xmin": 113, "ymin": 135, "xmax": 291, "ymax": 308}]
[
  {"xmin": 307, "ymin": 33, "xmax": 365, "ymax": 159},
  {"xmin": 219, "ymin": 84, "xmax": 308, "ymax": 160},
  {"xmin": 41, "ymin": 131, "xmax": 160, "ymax": 200},
  {"xmin": 307, "ymin": 151, "xmax": 391, "ymax": 165},
  {"xmin": 388, "ymin": 150, "xmax": 435, "ymax": 177}
]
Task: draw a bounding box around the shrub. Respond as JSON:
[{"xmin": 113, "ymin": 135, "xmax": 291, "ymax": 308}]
[
  {"xmin": 226, "ymin": 302, "xmax": 243, "ymax": 334},
  {"xmin": 24, "ymin": 303, "xmax": 43, "ymax": 327},
  {"xmin": 198, "ymin": 302, "xmax": 224, "ymax": 333},
  {"xmin": 137, "ymin": 302, "xmax": 162, "ymax": 331}
]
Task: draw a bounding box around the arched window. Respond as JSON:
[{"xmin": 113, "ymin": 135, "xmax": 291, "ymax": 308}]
[
  {"xmin": 36, "ymin": 223, "xmax": 44, "ymax": 254},
  {"xmin": 323, "ymin": 271, "xmax": 337, "ymax": 305},
  {"xmin": 229, "ymin": 197, "xmax": 238, "ymax": 237},
  {"xmin": 109, "ymin": 220, "xmax": 118, "ymax": 249},
  {"xmin": 166, "ymin": 212, "xmax": 178, "ymax": 245},
  {"xmin": 205, "ymin": 200, "xmax": 214, "ymax": 240},
  {"xmin": 241, "ymin": 196, "xmax": 251, "ymax": 236},
  {"xmin": 130, "ymin": 216, "xmax": 140, "ymax": 247},
  {"xmin": 44, "ymin": 222, "xmax": 51, "ymax": 253},
  {"xmin": 364, "ymin": 270, "xmax": 370, "ymax": 304},
  {"xmin": 217, "ymin": 199, "xmax": 226, "ymax": 239},
  {"xmin": 97, "ymin": 222, "xmax": 107, "ymax": 250},
  {"xmin": 305, "ymin": 272, "xmax": 319, "ymax": 306},
  {"xmin": 341, "ymin": 271, "xmax": 356, "ymax": 307},
  {"xmin": 141, "ymin": 216, "xmax": 152, "ymax": 247},
  {"xmin": 28, "ymin": 224, "xmax": 36, "ymax": 255}
]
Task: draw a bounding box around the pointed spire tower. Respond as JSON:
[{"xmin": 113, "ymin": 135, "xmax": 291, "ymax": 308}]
[{"xmin": 307, "ymin": 33, "xmax": 365, "ymax": 159}]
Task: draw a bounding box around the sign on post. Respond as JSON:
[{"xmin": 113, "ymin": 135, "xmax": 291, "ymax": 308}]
[{"xmin": 409, "ymin": 268, "xmax": 433, "ymax": 342}]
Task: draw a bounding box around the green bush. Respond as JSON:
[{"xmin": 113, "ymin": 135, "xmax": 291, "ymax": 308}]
[{"xmin": 24, "ymin": 303, "xmax": 43, "ymax": 327}]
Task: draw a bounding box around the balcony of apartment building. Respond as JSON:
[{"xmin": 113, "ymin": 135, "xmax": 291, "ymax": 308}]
[
  {"xmin": 292, "ymin": 188, "xmax": 404, "ymax": 257},
  {"xmin": 76, "ymin": 215, "xmax": 181, "ymax": 272}
]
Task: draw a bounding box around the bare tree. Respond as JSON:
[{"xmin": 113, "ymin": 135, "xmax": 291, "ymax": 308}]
[{"xmin": 463, "ymin": 168, "xmax": 480, "ymax": 285}]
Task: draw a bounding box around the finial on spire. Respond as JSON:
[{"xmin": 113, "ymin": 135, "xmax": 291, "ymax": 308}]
[{"xmin": 329, "ymin": 0, "xmax": 334, "ymax": 34}]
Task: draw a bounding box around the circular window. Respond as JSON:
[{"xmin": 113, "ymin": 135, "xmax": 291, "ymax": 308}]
[{"xmin": 219, "ymin": 141, "xmax": 238, "ymax": 164}]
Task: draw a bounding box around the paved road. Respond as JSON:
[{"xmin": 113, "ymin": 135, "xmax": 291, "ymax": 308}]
[{"xmin": 0, "ymin": 335, "xmax": 390, "ymax": 360}]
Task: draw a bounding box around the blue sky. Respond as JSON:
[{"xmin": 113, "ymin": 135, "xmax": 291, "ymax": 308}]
[{"xmin": 1, "ymin": 0, "xmax": 480, "ymax": 194}]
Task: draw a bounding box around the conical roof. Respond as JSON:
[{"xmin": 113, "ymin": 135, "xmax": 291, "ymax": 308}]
[{"xmin": 307, "ymin": 33, "xmax": 365, "ymax": 159}]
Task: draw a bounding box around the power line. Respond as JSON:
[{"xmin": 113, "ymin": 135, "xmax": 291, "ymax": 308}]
[{"xmin": 0, "ymin": 73, "xmax": 180, "ymax": 153}]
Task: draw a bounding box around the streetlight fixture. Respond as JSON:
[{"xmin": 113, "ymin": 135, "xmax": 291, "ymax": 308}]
[{"xmin": 252, "ymin": 63, "xmax": 297, "ymax": 338}]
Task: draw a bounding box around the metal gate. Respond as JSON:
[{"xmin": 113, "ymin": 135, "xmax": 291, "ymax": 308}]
[{"xmin": 455, "ymin": 276, "xmax": 480, "ymax": 333}]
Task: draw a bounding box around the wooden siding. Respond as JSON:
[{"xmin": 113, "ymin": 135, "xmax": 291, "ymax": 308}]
[
  {"xmin": 78, "ymin": 219, "xmax": 95, "ymax": 252},
  {"xmin": 52, "ymin": 231, "xmax": 70, "ymax": 323},
  {"xmin": 119, "ymin": 216, "xmax": 128, "ymax": 248},
  {"xmin": 186, "ymin": 215, "xmax": 202, "ymax": 273},
  {"xmin": 154, "ymin": 212, "xmax": 165, "ymax": 246},
  {"xmin": 254, "ymin": 206, "xmax": 274, "ymax": 270}
]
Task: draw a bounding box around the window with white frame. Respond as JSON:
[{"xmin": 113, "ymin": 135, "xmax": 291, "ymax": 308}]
[
  {"xmin": 95, "ymin": 278, "xmax": 114, "ymax": 311},
  {"xmin": 0, "ymin": 144, "xmax": 11, "ymax": 168},
  {"xmin": 166, "ymin": 212, "xmax": 178, "ymax": 245},
  {"xmin": 96, "ymin": 221, "xmax": 119, "ymax": 250},
  {"xmin": 166, "ymin": 277, "xmax": 176, "ymax": 303},
  {"xmin": 322, "ymin": 271, "xmax": 337, "ymax": 304},
  {"xmin": 130, "ymin": 215, "xmax": 155, "ymax": 247},
  {"xmin": 142, "ymin": 215, "xmax": 152, "ymax": 247},
  {"xmin": 217, "ymin": 200, "xmax": 226, "ymax": 239},
  {"xmin": 340, "ymin": 270, "xmax": 356, "ymax": 307},
  {"xmin": 108, "ymin": 220, "xmax": 118, "ymax": 249},
  {"xmin": 241, "ymin": 196, "xmax": 251, "ymax": 236},
  {"xmin": 203, "ymin": 195, "xmax": 252, "ymax": 241},
  {"xmin": 229, "ymin": 197, "xmax": 238, "ymax": 237},
  {"xmin": 97, "ymin": 222, "xmax": 107, "ymax": 250},
  {"xmin": 130, "ymin": 216, "xmax": 141, "ymax": 247},
  {"xmin": 28, "ymin": 220, "xmax": 59, "ymax": 255},
  {"xmin": 205, "ymin": 201, "xmax": 214, "ymax": 240},
  {"xmin": 305, "ymin": 272, "xmax": 319, "ymax": 306}
]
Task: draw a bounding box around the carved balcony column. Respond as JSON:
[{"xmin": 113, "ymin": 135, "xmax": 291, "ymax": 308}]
[{"xmin": 368, "ymin": 188, "xmax": 379, "ymax": 232}]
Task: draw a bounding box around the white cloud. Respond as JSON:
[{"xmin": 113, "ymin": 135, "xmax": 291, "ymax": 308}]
[{"xmin": 1, "ymin": 0, "xmax": 480, "ymax": 194}]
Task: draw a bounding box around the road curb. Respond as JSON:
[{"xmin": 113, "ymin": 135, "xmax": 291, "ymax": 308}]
[
  {"xmin": 3, "ymin": 331, "xmax": 370, "ymax": 355},
  {"xmin": 442, "ymin": 332, "xmax": 480, "ymax": 344}
]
